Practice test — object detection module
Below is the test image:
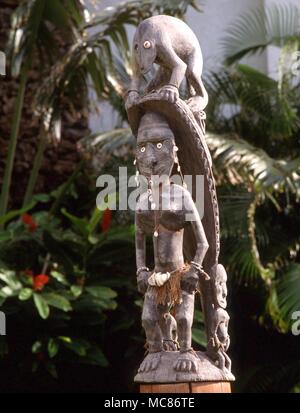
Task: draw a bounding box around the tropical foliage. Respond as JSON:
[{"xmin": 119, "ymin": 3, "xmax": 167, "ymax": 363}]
[{"xmin": 1, "ymin": 0, "xmax": 300, "ymax": 393}]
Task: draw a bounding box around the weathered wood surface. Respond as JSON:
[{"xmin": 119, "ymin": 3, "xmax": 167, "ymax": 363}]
[
  {"xmin": 140, "ymin": 381, "xmax": 231, "ymax": 393},
  {"xmin": 134, "ymin": 350, "xmax": 235, "ymax": 383}
]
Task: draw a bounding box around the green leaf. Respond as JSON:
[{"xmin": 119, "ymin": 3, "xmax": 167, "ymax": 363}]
[
  {"xmin": 43, "ymin": 293, "xmax": 72, "ymax": 312},
  {"xmin": 81, "ymin": 346, "xmax": 109, "ymax": 367},
  {"xmin": 192, "ymin": 328, "xmax": 207, "ymax": 347},
  {"xmin": 61, "ymin": 208, "xmax": 89, "ymax": 238},
  {"xmin": 48, "ymin": 338, "xmax": 59, "ymax": 358},
  {"xmin": 0, "ymin": 200, "xmax": 36, "ymax": 227},
  {"xmin": 32, "ymin": 193, "xmax": 51, "ymax": 203},
  {"xmin": 18, "ymin": 288, "xmax": 33, "ymax": 301},
  {"xmin": 88, "ymin": 208, "xmax": 103, "ymax": 235},
  {"xmin": 1, "ymin": 286, "xmax": 15, "ymax": 297},
  {"xmin": 50, "ymin": 270, "xmax": 70, "ymax": 286},
  {"xmin": 32, "ymin": 341, "xmax": 42, "ymax": 353},
  {"xmin": 275, "ymin": 264, "xmax": 300, "ymax": 327},
  {"xmin": 70, "ymin": 285, "xmax": 82, "ymax": 298},
  {"xmin": 222, "ymin": 2, "xmax": 300, "ymax": 65},
  {"xmin": 45, "ymin": 362, "xmax": 58, "ymax": 379},
  {"xmin": 85, "ymin": 286, "xmax": 117, "ymax": 299},
  {"xmin": 33, "ymin": 293, "xmax": 50, "ymax": 319},
  {"xmin": 0, "ymin": 270, "xmax": 22, "ymax": 290},
  {"xmin": 59, "ymin": 337, "xmax": 90, "ymax": 356}
]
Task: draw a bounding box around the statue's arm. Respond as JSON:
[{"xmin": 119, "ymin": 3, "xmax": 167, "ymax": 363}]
[
  {"xmin": 157, "ymin": 40, "xmax": 187, "ymax": 89},
  {"xmin": 188, "ymin": 196, "xmax": 209, "ymax": 266},
  {"xmin": 135, "ymin": 217, "xmax": 150, "ymax": 294},
  {"xmin": 181, "ymin": 193, "xmax": 209, "ymax": 293},
  {"xmin": 135, "ymin": 224, "xmax": 146, "ymax": 269}
]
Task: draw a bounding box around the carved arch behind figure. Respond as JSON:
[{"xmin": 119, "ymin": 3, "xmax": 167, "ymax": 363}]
[{"xmin": 127, "ymin": 94, "xmax": 220, "ymax": 340}]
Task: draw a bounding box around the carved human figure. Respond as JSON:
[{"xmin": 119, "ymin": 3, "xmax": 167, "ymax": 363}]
[
  {"xmin": 135, "ymin": 111, "xmax": 209, "ymax": 373},
  {"xmin": 126, "ymin": 15, "xmax": 208, "ymax": 113},
  {"xmin": 207, "ymin": 264, "xmax": 231, "ymax": 372}
]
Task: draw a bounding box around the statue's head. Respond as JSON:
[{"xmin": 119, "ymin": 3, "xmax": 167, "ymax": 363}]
[
  {"xmin": 136, "ymin": 112, "xmax": 176, "ymax": 179},
  {"xmin": 133, "ymin": 25, "xmax": 156, "ymax": 74},
  {"xmin": 212, "ymin": 264, "xmax": 228, "ymax": 308}
]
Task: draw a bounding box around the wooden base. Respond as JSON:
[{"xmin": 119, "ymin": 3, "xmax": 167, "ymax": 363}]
[{"xmin": 140, "ymin": 382, "xmax": 231, "ymax": 393}]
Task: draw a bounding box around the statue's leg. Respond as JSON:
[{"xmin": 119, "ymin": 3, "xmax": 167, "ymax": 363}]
[
  {"xmin": 176, "ymin": 290, "xmax": 194, "ymax": 351},
  {"xmin": 173, "ymin": 291, "xmax": 198, "ymax": 373},
  {"xmin": 138, "ymin": 289, "xmax": 164, "ymax": 373},
  {"xmin": 141, "ymin": 289, "xmax": 163, "ymax": 353}
]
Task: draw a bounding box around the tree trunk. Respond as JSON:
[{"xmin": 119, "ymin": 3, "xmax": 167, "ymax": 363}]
[{"xmin": 0, "ymin": 0, "xmax": 90, "ymax": 209}]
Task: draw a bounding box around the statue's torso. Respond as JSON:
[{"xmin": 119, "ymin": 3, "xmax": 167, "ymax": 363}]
[{"xmin": 136, "ymin": 184, "xmax": 190, "ymax": 271}]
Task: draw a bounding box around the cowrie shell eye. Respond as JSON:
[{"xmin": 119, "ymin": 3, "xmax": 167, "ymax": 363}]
[
  {"xmin": 157, "ymin": 142, "xmax": 162, "ymax": 149},
  {"xmin": 140, "ymin": 147, "xmax": 145, "ymax": 152},
  {"xmin": 143, "ymin": 40, "xmax": 151, "ymax": 49}
]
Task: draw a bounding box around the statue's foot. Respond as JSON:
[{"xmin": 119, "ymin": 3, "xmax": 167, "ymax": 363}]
[
  {"xmin": 138, "ymin": 352, "xmax": 161, "ymax": 373},
  {"xmin": 125, "ymin": 91, "xmax": 140, "ymax": 110},
  {"xmin": 159, "ymin": 85, "xmax": 179, "ymax": 103},
  {"xmin": 173, "ymin": 351, "xmax": 198, "ymax": 373}
]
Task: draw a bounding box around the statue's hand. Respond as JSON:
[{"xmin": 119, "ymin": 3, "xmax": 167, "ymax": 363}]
[
  {"xmin": 181, "ymin": 268, "xmax": 199, "ymax": 294},
  {"xmin": 137, "ymin": 270, "xmax": 151, "ymax": 294},
  {"xmin": 159, "ymin": 84, "xmax": 179, "ymax": 103},
  {"xmin": 125, "ymin": 90, "xmax": 140, "ymax": 110}
]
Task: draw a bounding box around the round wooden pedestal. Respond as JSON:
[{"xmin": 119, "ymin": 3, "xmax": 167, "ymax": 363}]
[{"xmin": 140, "ymin": 382, "xmax": 231, "ymax": 393}]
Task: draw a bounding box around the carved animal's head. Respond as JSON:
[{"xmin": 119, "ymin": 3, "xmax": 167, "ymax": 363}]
[{"xmin": 133, "ymin": 26, "xmax": 156, "ymax": 74}]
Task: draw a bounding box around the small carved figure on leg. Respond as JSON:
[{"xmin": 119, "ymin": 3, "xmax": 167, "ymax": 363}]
[{"xmin": 207, "ymin": 264, "xmax": 232, "ymax": 373}]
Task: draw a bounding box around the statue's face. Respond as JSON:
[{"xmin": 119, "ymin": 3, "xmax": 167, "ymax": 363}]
[
  {"xmin": 215, "ymin": 268, "xmax": 227, "ymax": 308},
  {"xmin": 136, "ymin": 128, "xmax": 175, "ymax": 179}
]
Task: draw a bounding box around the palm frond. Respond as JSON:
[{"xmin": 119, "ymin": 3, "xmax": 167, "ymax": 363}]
[
  {"xmin": 34, "ymin": 0, "xmax": 200, "ymax": 134},
  {"xmin": 206, "ymin": 132, "xmax": 300, "ymax": 196},
  {"xmin": 7, "ymin": 0, "xmax": 87, "ymax": 77},
  {"xmin": 275, "ymin": 263, "xmax": 300, "ymax": 328},
  {"xmin": 205, "ymin": 65, "xmax": 300, "ymax": 140},
  {"xmin": 239, "ymin": 361, "xmax": 300, "ymax": 393},
  {"xmin": 86, "ymin": 0, "xmax": 201, "ymax": 30},
  {"xmin": 78, "ymin": 127, "xmax": 135, "ymax": 170},
  {"xmin": 222, "ymin": 1, "xmax": 300, "ymax": 65}
]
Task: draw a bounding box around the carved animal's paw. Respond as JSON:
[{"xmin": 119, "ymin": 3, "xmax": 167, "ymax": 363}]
[
  {"xmin": 163, "ymin": 340, "xmax": 178, "ymax": 351},
  {"xmin": 125, "ymin": 91, "xmax": 140, "ymax": 109},
  {"xmin": 186, "ymin": 96, "xmax": 207, "ymax": 112},
  {"xmin": 159, "ymin": 85, "xmax": 179, "ymax": 103},
  {"xmin": 174, "ymin": 356, "xmax": 198, "ymax": 373},
  {"xmin": 138, "ymin": 353, "xmax": 161, "ymax": 373}
]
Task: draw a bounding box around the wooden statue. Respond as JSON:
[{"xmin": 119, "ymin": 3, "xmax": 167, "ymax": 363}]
[{"xmin": 125, "ymin": 15, "xmax": 235, "ymax": 388}]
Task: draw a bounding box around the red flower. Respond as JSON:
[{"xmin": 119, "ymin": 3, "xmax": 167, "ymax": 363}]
[
  {"xmin": 21, "ymin": 214, "xmax": 37, "ymax": 232},
  {"xmin": 33, "ymin": 274, "xmax": 49, "ymax": 291},
  {"xmin": 101, "ymin": 208, "xmax": 112, "ymax": 232}
]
